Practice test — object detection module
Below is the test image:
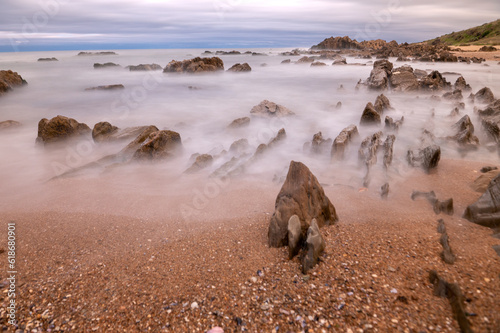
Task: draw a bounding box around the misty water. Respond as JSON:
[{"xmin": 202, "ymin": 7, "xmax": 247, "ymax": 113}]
[{"xmin": 1, "ymin": 48, "xmax": 499, "ymax": 218}]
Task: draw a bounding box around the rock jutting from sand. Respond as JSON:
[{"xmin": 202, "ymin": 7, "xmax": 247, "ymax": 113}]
[
  {"xmin": 36, "ymin": 115, "xmax": 91, "ymax": 145},
  {"xmin": 331, "ymin": 124, "xmax": 359, "ymax": 160},
  {"xmin": 301, "ymin": 219, "xmax": 326, "ymax": 274},
  {"xmin": 163, "ymin": 57, "xmax": 224, "ymax": 73},
  {"xmin": 268, "ymin": 160, "xmax": 338, "ymax": 248},
  {"xmin": 407, "ymin": 145, "xmax": 441, "ymax": 172},
  {"xmin": 359, "ymin": 102, "xmax": 381, "ymax": 125},
  {"xmin": 464, "ymin": 173, "xmax": 500, "ymax": 228},
  {"xmin": 366, "ymin": 59, "xmax": 393, "ymax": 90}
]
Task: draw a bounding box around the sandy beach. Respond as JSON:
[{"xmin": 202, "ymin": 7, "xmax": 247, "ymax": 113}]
[
  {"xmin": 1, "ymin": 156, "xmax": 499, "ymax": 332},
  {"xmin": 450, "ymin": 45, "xmax": 500, "ymax": 61}
]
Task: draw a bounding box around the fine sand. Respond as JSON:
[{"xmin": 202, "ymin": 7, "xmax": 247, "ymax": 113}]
[
  {"xmin": 1, "ymin": 158, "xmax": 499, "ymax": 332},
  {"xmin": 450, "ymin": 45, "xmax": 500, "ymax": 61}
]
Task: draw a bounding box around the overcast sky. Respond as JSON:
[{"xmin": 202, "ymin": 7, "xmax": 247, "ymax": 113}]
[{"xmin": 0, "ymin": 0, "xmax": 499, "ymax": 52}]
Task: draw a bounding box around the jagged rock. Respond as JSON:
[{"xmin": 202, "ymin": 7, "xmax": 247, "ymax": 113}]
[
  {"xmin": 381, "ymin": 183, "xmax": 389, "ymax": 199},
  {"xmin": 36, "ymin": 115, "xmax": 91, "ymax": 145},
  {"xmin": 437, "ymin": 51, "xmax": 457, "ymax": 62},
  {"xmin": 120, "ymin": 126, "xmax": 160, "ymax": 155},
  {"xmin": 227, "ymin": 63, "xmax": 252, "ymax": 72},
  {"xmin": 473, "ymin": 87, "xmax": 495, "ymax": 104},
  {"xmin": 360, "ymin": 102, "xmax": 381, "ymax": 125},
  {"xmin": 310, "ymin": 132, "xmax": 332, "ymax": 154},
  {"xmin": 163, "ymin": 57, "xmax": 224, "ymax": 73},
  {"xmin": 268, "ymin": 161, "xmax": 338, "ymax": 248},
  {"xmin": 92, "ymin": 122, "xmax": 118, "ymax": 142},
  {"xmin": 478, "ymin": 99, "xmax": 500, "ymax": 117},
  {"xmin": 311, "ymin": 36, "xmax": 362, "ymax": 50},
  {"xmin": 385, "ymin": 116, "xmax": 404, "ymax": 131},
  {"xmin": 229, "ymin": 138, "xmax": 249, "ymax": 154},
  {"xmin": 85, "ymin": 84, "xmax": 124, "ymax": 91},
  {"xmin": 287, "ymin": 215, "xmax": 303, "ymax": 259},
  {"xmin": 250, "ymin": 100, "xmax": 295, "ymax": 117},
  {"xmin": 185, "ymin": 154, "xmax": 213, "ymax": 173},
  {"xmin": 383, "ymin": 135, "xmax": 396, "ymax": 169},
  {"xmin": 390, "ymin": 65, "xmax": 419, "ymax": 92},
  {"xmin": 464, "ymin": 173, "xmax": 500, "ymax": 227},
  {"xmin": 297, "ymin": 56, "xmax": 315, "ymax": 63},
  {"xmin": 38, "ymin": 57, "xmax": 58, "ymax": 62},
  {"xmin": 419, "ymin": 71, "xmax": 451, "ymax": 91},
  {"xmin": 331, "ymin": 124, "xmax": 358, "ymax": 160},
  {"xmin": 132, "ymin": 130, "xmax": 182, "ymax": 161},
  {"xmin": 367, "ymin": 60, "xmax": 393, "ymax": 90},
  {"xmin": 454, "ymin": 76, "xmax": 471, "ymax": 91},
  {"xmin": 471, "ymin": 169, "xmax": 500, "ymax": 193},
  {"xmin": 302, "ymin": 219, "xmax": 325, "ymax": 274},
  {"xmin": 94, "ymin": 62, "xmax": 120, "ymax": 69},
  {"xmin": 439, "ymin": 231, "xmax": 456, "ymax": 264},
  {"xmin": 407, "ymin": 145, "xmax": 441, "ymax": 171},
  {"xmin": 374, "ymin": 94, "xmax": 392, "ymax": 113},
  {"xmin": 0, "ymin": 120, "xmax": 22, "ymax": 130},
  {"xmin": 442, "ymin": 89, "xmax": 463, "ymax": 101},
  {"xmin": 128, "ymin": 64, "xmax": 162, "ymax": 71},
  {"xmin": 332, "ymin": 58, "xmax": 347, "ymax": 65},
  {"xmin": 0, "ymin": 70, "xmax": 27, "ymax": 95},
  {"xmin": 358, "ymin": 131, "xmax": 383, "ymax": 166},
  {"xmin": 228, "ymin": 117, "xmax": 250, "ymax": 128},
  {"xmin": 450, "ymin": 115, "xmax": 479, "ymax": 149},
  {"xmin": 428, "ymin": 271, "xmax": 473, "ymax": 333},
  {"xmin": 310, "ymin": 61, "xmax": 327, "ymax": 66}
]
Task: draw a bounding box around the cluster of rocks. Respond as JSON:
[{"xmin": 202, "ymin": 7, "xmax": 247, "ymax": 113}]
[
  {"xmin": 77, "ymin": 51, "xmax": 117, "ymax": 56},
  {"xmin": 202, "ymin": 50, "xmax": 266, "ymax": 56},
  {"xmin": 0, "ymin": 70, "xmax": 27, "ymax": 96},
  {"xmin": 94, "ymin": 62, "xmax": 120, "ymax": 69},
  {"xmin": 268, "ymin": 161, "xmax": 338, "ymax": 273},
  {"xmin": 163, "ymin": 57, "xmax": 224, "ymax": 73}
]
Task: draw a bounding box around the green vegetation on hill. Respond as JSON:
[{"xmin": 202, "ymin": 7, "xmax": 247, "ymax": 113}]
[{"xmin": 427, "ymin": 19, "xmax": 500, "ymax": 45}]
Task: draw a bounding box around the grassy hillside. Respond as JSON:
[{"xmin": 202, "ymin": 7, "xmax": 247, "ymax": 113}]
[{"xmin": 427, "ymin": 19, "xmax": 500, "ymax": 45}]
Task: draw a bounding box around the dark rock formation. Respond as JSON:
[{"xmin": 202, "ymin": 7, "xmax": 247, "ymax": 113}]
[
  {"xmin": 439, "ymin": 231, "xmax": 456, "ymax": 265},
  {"xmin": 473, "ymin": 87, "xmax": 495, "ymax": 104},
  {"xmin": 228, "ymin": 117, "xmax": 250, "ymax": 129},
  {"xmin": 287, "ymin": 215, "xmax": 303, "ymax": 259},
  {"xmin": 36, "ymin": 115, "xmax": 91, "ymax": 145},
  {"xmin": 309, "ymin": 132, "xmax": 332, "ymax": 155},
  {"xmin": 407, "ymin": 145, "xmax": 441, "ymax": 171},
  {"xmin": 227, "ymin": 63, "xmax": 252, "ymax": 72},
  {"xmin": 359, "ymin": 131, "xmax": 383, "ymax": 167},
  {"xmin": 92, "ymin": 121, "xmax": 118, "ymax": 142},
  {"xmin": 411, "ymin": 190, "xmax": 453, "ymax": 215},
  {"xmin": 331, "ymin": 124, "xmax": 358, "ymax": 160},
  {"xmin": 428, "ymin": 271, "xmax": 473, "ymax": 333},
  {"xmin": 78, "ymin": 51, "xmax": 117, "ymax": 56},
  {"xmin": 94, "ymin": 62, "xmax": 120, "ymax": 69},
  {"xmin": 374, "ymin": 94, "xmax": 392, "ymax": 113},
  {"xmin": 367, "ymin": 60, "xmax": 393, "ymax": 90},
  {"xmin": 360, "ymin": 102, "xmax": 381, "ymax": 125},
  {"xmin": 383, "ymin": 135, "xmax": 396, "ymax": 169},
  {"xmin": 454, "ymin": 76, "xmax": 471, "ymax": 91},
  {"xmin": 390, "ymin": 65, "xmax": 419, "ymax": 92},
  {"xmin": 419, "ymin": 71, "xmax": 451, "ymax": 91},
  {"xmin": 311, "ymin": 36, "xmax": 362, "ymax": 50},
  {"xmin": 92, "ymin": 122, "xmax": 155, "ymax": 144},
  {"xmin": 302, "ymin": 219, "xmax": 326, "ymax": 274},
  {"xmin": 385, "ymin": 116, "xmax": 404, "ymax": 131},
  {"xmin": 464, "ymin": 173, "xmax": 500, "ymax": 227},
  {"xmin": 85, "ymin": 84, "xmax": 124, "ymax": 91},
  {"xmin": 185, "ymin": 154, "xmax": 213, "ymax": 173},
  {"xmin": 38, "ymin": 58, "xmax": 58, "ymax": 62},
  {"xmin": 128, "ymin": 64, "xmax": 162, "ymax": 71},
  {"xmin": 442, "ymin": 89, "xmax": 463, "ymax": 101},
  {"xmin": 450, "ymin": 115, "xmax": 479, "ymax": 149},
  {"xmin": 0, "ymin": 70, "xmax": 27, "ymax": 95},
  {"xmin": 163, "ymin": 57, "xmax": 224, "ymax": 73},
  {"xmin": 132, "ymin": 130, "xmax": 182, "ymax": 161},
  {"xmin": 250, "ymin": 100, "xmax": 295, "ymax": 117},
  {"xmin": 268, "ymin": 161, "xmax": 338, "ymax": 248},
  {"xmin": 381, "ymin": 183, "xmax": 389, "ymax": 199}
]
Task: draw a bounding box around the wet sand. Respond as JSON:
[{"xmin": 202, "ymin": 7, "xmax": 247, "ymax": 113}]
[{"xmin": 1, "ymin": 158, "xmax": 499, "ymax": 332}]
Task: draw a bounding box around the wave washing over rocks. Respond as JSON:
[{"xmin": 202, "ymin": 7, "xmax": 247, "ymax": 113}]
[{"xmin": 0, "ymin": 45, "xmax": 499, "ymax": 332}]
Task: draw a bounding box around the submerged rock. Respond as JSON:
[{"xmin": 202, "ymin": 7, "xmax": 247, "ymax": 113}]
[
  {"xmin": 132, "ymin": 130, "xmax": 182, "ymax": 161},
  {"xmin": 464, "ymin": 173, "xmax": 500, "ymax": 227},
  {"xmin": 250, "ymin": 100, "xmax": 295, "ymax": 118},
  {"xmin": 367, "ymin": 59, "xmax": 393, "ymax": 90},
  {"xmin": 228, "ymin": 117, "xmax": 250, "ymax": 129},
  {"xmin": 419, "ymin": 71, "xmax": 451, "ymax": 91},
  {"xmin": 185, "ymin": 154, "xmax": 213, "ymax": 173},
  {"xmin": 36, "ymin": 115, "xmax": 91, "ymax": 145},
  {"xmin": 128, "ymin": 64, "xmax": 162, "ymax": 71},
  {"xmin": 227, "ymin": 63, "xmax": 252, "ymax": 72},
  {"xmin": 473, "ymin": 87, "xmax": 495, "ymax": 104},
  {"xmin": 85, "ymin": 84, "xmax": 124, "ymax": 91},
  {"xmin": 94, "ymin": 62, "xmax": 120, "ymax": 69},
  {"xmin": 450, "ymin": 115, "xmax": 479, "ymax": 149},
  {"xmin": 407, "ymin": 145, "xmax": 441, "ymax": 171},
  {"xmin": 0, "ymin": 70, "xmax": 27, "ymax": 95},
  {"xmin": 38, "ymin": 57, "xmax": 58, "ymax": 62},
  {"xmin": 360, "ymin": 102, "xmax": 381, "ymax": 125},
  {"xmin": 268, "ymin": 161, "xmax": 338, "ymax": 248},
  {"xmin": 390, "ymin": 65, "xmax": 418, "ymax": 92},
  {"xmin": 0, "ymin": 120, "xmax": 22, "ymax": 130},
  {"xmin": 374, "ymin": 94, "xmax": 392, "ymax": 113}
]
